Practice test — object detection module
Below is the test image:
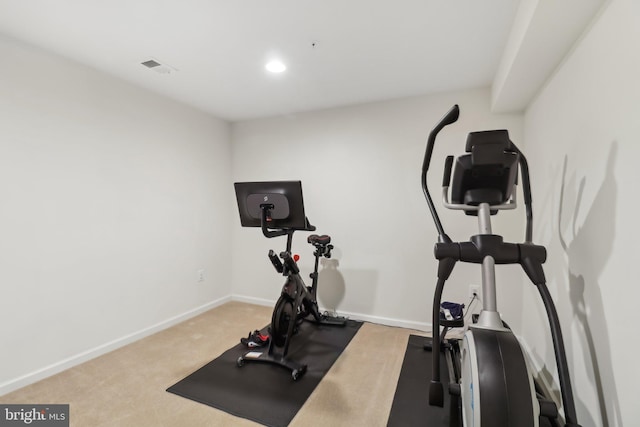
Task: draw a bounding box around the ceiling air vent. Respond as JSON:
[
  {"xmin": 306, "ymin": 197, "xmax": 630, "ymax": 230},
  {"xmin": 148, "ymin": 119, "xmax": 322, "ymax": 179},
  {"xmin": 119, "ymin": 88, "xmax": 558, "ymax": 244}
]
[{"xmin": 141, "ymin": 58, "xmax": 177, "ymax": 74}]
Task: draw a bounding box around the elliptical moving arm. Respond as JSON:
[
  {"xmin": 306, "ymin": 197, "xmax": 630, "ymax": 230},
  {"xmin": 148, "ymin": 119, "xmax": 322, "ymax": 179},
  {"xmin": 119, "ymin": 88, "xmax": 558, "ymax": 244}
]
[
  {"xmin": 421, "ymin": 104, "xmax": 459, "ymax": 243},
  {"xmin": 422, "ymin": 104, "xmax": 460, "ymax": 407},
  {"xmin": 423, "ymin": 106, "xmax": 580, "ymax": 426},
  {"xmin": 509, "ymin": 142, "xmax": 534, "ymax": 243},
  {"xmin": 422, "ymin": 104, "xmax": 534, "ymax": 243}
]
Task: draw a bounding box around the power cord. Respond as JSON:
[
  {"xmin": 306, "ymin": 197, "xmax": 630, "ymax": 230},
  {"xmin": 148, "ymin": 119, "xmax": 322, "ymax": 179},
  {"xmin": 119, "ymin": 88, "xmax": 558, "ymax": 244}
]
[{"xmin": 463, "ymin": 292, "xmax": 479, "ymax": 321}]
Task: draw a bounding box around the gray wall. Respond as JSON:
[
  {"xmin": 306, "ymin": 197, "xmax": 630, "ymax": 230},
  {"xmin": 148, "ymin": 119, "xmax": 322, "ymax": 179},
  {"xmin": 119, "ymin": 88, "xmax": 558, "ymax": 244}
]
[
  {"xmin": 2, "ymin": 1, "xmax": 638, "ymax": 424},
  {"xmin": 521, "ymin": 1, "xmax": 639, "ymax": 425},
  {"xmin": 230, "ymin": 88, "xmax": 525, "ymax": 329},
  {"xmin": 0, "ymin": 35, "xmax": 232, "ymax": 393}
]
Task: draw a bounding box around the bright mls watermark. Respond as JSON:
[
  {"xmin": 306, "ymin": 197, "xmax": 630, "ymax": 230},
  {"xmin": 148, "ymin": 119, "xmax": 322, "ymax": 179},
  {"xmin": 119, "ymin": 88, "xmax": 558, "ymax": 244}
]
[{"xmin": 0, "ymin": 405, "xmax": 69, "ymax": 426}]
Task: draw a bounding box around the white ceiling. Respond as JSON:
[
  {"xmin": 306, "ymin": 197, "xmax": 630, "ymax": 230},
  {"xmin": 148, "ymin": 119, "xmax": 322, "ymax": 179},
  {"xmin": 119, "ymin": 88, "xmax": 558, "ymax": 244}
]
[{"xmin": 0, "ymin": 0, "xmax": 605, "ymax": 122}]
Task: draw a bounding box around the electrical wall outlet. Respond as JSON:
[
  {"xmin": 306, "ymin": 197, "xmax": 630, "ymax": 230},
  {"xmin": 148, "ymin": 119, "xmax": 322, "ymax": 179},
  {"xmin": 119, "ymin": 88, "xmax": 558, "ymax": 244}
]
[
  {"xmin": 469, "ymin": 285, "xmax": 480, "ymax": 299},
  {"xmin": 197, "ymin": 269, "xmax": 205, "ymax": 282}
]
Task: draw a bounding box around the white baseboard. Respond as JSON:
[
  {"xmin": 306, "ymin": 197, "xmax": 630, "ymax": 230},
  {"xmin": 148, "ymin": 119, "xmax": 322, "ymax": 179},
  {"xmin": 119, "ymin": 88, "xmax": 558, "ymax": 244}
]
[
  {"xmin": 519, "ymin": 339, "xmax": 561, "ymax": 396},
  {"xmin": 231, "ymin": 294, "xmax": 430, "ymax": 332},
  {"xmin": 231, "ymin": 294, "xmax": 275, "ymax": 307},
  {"xmin": 336, "ymin": 309, "xmax": 430, "ymax": 332},
  {"xmin": 0, "ymin": 296, "xmax": 231, "ymax": 396},
  {"xmin": 2, "ymin": 295, "xmax": 430, "ymax": 396}
]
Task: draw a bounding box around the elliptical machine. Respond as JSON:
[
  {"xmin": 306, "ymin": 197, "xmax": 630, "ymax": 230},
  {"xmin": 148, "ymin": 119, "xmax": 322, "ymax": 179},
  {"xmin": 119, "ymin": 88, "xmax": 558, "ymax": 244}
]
[
  {"xmin": 421, "ymin": 106, "xmax": 581, "ymax": 427},
  {"xmin": 234, "ymin": 181, "xmax": 346, "ymax": 380}
]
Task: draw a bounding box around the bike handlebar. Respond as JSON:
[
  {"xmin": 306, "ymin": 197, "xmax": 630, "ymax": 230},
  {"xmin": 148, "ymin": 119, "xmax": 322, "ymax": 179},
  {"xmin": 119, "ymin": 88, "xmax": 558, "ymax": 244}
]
[
  {"xmin": 268, "ymin": 249, "xmax": 284, "ymax": 273},
  {"xmin": 279, "ymin": 251, "xmax": 300, "ymax": 275}
]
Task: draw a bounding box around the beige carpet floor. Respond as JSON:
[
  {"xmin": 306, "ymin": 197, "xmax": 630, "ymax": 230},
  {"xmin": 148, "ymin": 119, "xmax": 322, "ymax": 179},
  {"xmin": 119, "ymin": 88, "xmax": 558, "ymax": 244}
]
[{"xmin": 1, "ymin": 301, "xmax": 427, "ymax": 426}]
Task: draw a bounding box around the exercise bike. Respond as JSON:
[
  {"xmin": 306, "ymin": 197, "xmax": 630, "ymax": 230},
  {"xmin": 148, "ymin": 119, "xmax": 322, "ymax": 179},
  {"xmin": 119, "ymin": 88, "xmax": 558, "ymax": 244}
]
[
  {"xmin": 274, "ymin": 233, "xmax": 346, "ymax": 335},
  {"xmin": 234, "ymin": 181, "xmax": 346, "ymax": 380},
  {"xmin": 421, "ymin": 105, "xmax": 581, "ymax": 427}
]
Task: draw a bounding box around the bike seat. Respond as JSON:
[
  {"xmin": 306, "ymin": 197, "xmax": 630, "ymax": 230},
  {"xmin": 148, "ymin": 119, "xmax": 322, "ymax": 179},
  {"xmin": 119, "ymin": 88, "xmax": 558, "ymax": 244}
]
[{"xmin": 308, "ymin": 234, "xmax": 331, "ymax": 246}]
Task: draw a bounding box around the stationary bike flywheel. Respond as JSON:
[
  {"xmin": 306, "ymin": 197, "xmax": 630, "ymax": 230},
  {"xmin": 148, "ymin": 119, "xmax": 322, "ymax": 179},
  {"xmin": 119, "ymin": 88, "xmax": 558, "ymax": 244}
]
[{"xmin": 271, "ymin": 295, "xmax": 295, "ymax": 347}]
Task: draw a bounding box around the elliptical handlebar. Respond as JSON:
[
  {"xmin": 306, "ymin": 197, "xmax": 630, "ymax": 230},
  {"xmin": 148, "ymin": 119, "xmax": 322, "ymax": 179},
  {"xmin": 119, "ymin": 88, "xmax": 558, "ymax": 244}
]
[
  {"xmin": 442, "ymin": 156, "xmax": 455, "ymax": 187},
  {"xmin": 509, "ymin": 142, "xmax": 534, "ymax": 242},
  {"xmin": 422, "ymin": 105, "xmax": 535, "ymax": 244},
  {"xmin": 421, "ymin": 105, "xmax": 459, "ymax": 242},
  {"xmin": 422, "ymin": 104, "xmax": 460, "ymax": 173}
]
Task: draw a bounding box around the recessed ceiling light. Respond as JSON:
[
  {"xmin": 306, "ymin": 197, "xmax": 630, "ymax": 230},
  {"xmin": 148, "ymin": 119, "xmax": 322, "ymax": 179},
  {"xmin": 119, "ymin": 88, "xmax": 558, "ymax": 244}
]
[{"xmin": 265, "ymin": 60, "xmax": 286, "ymax": 73}]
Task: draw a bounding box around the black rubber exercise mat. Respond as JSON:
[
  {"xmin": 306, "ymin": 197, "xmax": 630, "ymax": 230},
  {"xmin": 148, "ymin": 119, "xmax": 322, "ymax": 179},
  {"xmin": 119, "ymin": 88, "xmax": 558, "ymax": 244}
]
[
  {"xmin": 167, "ymin": 319, "xmax": 362, "ymax": 427},
  {"xmin": 387, "ymin": 334, "xmax": 454, "ymax": 426},
  {"xmin": 387, "ymin": 334, "xmax": 559, "ymax": 427}
]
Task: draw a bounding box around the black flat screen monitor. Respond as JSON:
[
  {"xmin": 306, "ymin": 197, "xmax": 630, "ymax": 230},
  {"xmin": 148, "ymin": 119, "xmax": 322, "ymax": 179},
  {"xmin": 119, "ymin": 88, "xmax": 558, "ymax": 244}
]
[{"xmin": 234, "ymin": 181, "xmax": 308, "ymax": 230}]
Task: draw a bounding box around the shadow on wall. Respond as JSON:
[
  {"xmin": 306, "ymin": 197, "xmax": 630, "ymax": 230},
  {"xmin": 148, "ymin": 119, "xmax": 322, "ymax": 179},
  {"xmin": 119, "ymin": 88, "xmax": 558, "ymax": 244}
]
[
  {"xmin": 317, "ymin": 258, "xmax": 345, "ymax": 314},
  {"xmin": 317, "ymin": 257, "xmax": 379, "ymax": 316},
  {"xmin": 557, "ymin": 142, "xmax": 621, "ymax": 427}
]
